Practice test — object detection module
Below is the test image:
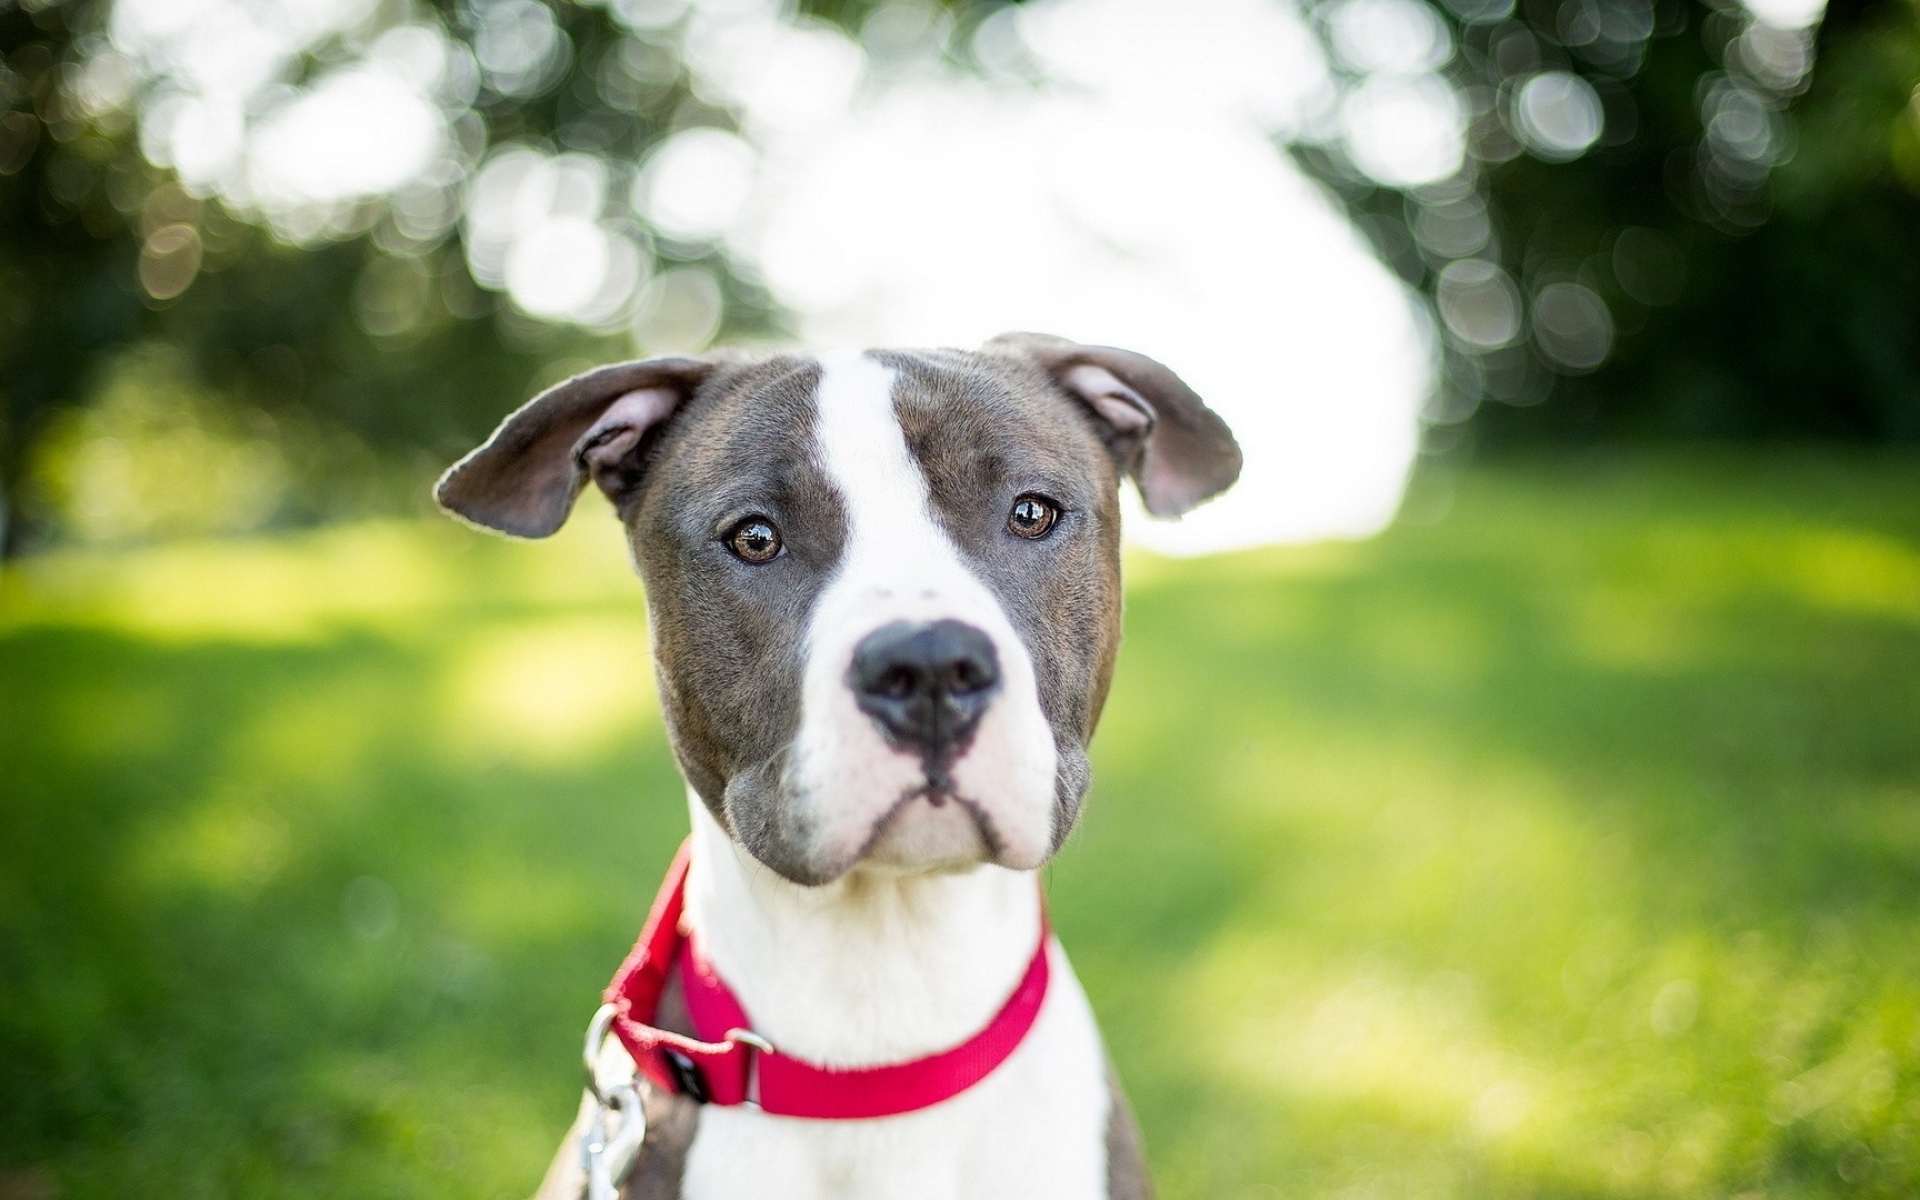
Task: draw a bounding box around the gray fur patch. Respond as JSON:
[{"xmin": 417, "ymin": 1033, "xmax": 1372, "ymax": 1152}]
[
  {"xmin": 1104, "ymin": 1058, "xmax": 1154, "ymax": 1200},
  {"xmin": 624, "ymin": 356, "xmax": 844, "ymax": 884}
]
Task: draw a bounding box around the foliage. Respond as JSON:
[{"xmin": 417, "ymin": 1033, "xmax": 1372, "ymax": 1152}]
[
  {"xmin": 1491, "ymin": 0, "xmax": 1920, "ymax": 441},
  {"xmin": 0, "ymin": 0, "xmax": 786, "ymax": 555},
  {"xmin": 4, "ymin": 456, "xmax": 1919, "ymax": 1197},
  {"xmin": 1292, "ymin": 0, "xmax": 1920, "ymax": 443}
]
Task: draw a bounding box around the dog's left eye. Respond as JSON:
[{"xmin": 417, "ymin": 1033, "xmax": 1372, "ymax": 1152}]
[
  {"xmin": 1006, "ymin": 495, "xmax": 1059, "ymax": 540},
  {"xmin": 726, "ymin": 517, "xmax": 783, "ymax": 563}
]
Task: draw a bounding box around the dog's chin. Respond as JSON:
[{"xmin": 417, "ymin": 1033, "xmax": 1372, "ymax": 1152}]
[
  {"xmin": 858, "ymin": 793, "xmax": 993, "ymax": 875},
  {"xmin": 740, "ymin": 753, "xmax": 1060, "ymax": 884}
]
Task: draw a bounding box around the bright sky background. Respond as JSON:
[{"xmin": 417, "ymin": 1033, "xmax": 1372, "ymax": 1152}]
[{"xmin": 680, "ymin": 0, "xmax": 1436, "ymax": 553}]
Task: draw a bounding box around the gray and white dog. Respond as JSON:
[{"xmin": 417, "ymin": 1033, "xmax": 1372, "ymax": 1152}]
[{"xmin": 436, "ymin": 334, "xmax": 1240, "ymax": 1200}]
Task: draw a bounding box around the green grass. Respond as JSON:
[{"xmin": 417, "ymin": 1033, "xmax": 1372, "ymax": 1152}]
[{"xmin": 4, "ymin": 454, "xmax": 1919, "ymax": 1199}]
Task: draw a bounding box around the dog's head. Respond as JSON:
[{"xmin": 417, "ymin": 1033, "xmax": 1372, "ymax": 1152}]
[{"xmin": 437, "ymin": 335, "xmax": 1239, "ymax": 884}]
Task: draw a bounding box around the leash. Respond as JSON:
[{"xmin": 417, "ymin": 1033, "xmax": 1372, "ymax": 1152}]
[
  {"xmin": 578, "ymin": 1005, "xmax": 647, "ymax": 1200},
  {"xmin": 576, "ymin": 838, "xmax": 1052, "ymax": 1193}
]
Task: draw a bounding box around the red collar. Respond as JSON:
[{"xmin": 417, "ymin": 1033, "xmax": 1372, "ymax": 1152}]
[{"xmin": 601, "ymin": 839, "xmax": 1052, "ymax": 1119}]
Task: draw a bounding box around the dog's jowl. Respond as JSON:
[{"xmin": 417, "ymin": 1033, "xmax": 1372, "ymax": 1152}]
[{"xmin": 437, "ymin": 334, "xmax": 1240, "ymax": 1200}]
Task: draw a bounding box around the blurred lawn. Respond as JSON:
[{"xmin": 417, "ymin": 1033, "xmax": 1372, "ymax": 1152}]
[{"xmin": 4, "ymin": 454, "xmax": 1919, "ymax": 1200}]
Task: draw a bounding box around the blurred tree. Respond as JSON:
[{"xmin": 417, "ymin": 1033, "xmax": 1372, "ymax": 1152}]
[
  {"xmin": 1551, "ymin": 0, "xmax": 1920, "ymax": 440},
  {"xmin": 1284, "ymin": 0, "xmax": 1920, "ymax": 444},
  {"xmin": 4, "ymin": 0, "xmax": 1916, "ymax": 559},
  {"xmin": 0, "ymin": 0, "xmax": 783, "ymax": 556}
]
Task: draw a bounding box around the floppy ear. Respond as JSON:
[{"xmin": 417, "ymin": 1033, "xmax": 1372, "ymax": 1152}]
[
  {"xmin": 435, "ymin": 356, "xmax": 719, "ymax": 538},
  {"xmin": 984, "ymin": 333, "xmax": 1242, "ymax": 517}
]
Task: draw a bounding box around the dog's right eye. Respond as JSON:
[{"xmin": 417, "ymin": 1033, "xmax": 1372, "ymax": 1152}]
[
  {"xmin": 1006, "ymin": 495, "xmax": 1060, "ymax": 540},
  {"xmin": 725, "ymin": 517, "xmax": 783, "ymax": 563}
]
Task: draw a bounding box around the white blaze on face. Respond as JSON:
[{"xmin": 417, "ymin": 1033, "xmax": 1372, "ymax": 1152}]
[{"xmin": 790, "ymin": 351, "xmax": 1059, "ymax": 874}]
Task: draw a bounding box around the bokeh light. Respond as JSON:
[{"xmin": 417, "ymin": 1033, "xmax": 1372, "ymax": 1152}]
[
  {"xmin": 1342, "ymin": 73, "xmax": 1469, "ymax": 186},
  {"xmin": 72, "ymin": 0, "xmax": 1845, "ymax": 549},
  {"xmin": 634, "ymin": 127, "xmax": 756, "ymax": 243},
  {"xmin": 1327, "ymin": 0, "xmax": 1452, "ymax": 75},
  {"xmin": 1511, "ymin": 70, "xmax": 1605, "ymax": 161},
  {"xmin": 1530, "ymin": 281, "xmax": 1614, "ymax": 371},
  {"xmin": 1436, "ymin": 258, "xmax": 1522, "ymax": 350}
]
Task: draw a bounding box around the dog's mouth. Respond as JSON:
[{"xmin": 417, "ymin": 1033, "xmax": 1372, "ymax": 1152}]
[{"xmin": 852, "ymin": 780, "xmax": 1004, "ymax": 873}]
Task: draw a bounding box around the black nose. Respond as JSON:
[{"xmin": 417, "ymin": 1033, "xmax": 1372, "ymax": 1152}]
[{"xmin": 849, "ymin": 620, "xmax": 1002, "ymax": 769}]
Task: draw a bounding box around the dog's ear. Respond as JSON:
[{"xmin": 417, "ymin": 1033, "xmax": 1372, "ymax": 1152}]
[
  {"xmin": 984, "ymin": 333, "xmax": 1242, "ymax": 517},
  {"xmin": 435, "ymin": 356, "xmax": 719, "ymax": 538}
]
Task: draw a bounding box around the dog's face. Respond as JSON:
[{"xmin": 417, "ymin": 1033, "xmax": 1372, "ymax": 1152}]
[{"xmin": 437, "ymin": 335, "xmax": 1239, "ymax": 885}]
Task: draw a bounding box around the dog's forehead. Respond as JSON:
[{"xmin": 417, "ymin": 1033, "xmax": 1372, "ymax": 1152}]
[
  {"xmin": 871, "ymin": 348, "xmax": 1080, "ymax": 440},
  {"xmin": 657, "ymin": 348, "xmax": 1101, "ymax": 503},
  {"xmin": 663, "ymin": 354, "xmax": 822, "ymax": 491}
]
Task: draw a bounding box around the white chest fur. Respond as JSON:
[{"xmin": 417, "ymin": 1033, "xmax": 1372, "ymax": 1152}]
[
  {"xmin": 679, "ymin": 946, "xmax": 1110, "ymax": 1200},
  {"xmin": 677, "ymin": 799, "xmax": 1112, "ymax": 1200}
]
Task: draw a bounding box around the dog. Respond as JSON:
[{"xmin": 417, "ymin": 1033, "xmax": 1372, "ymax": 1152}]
[{"xmin": 435, "ymin": 333, "xmax": 1240, "ymax": 1200}]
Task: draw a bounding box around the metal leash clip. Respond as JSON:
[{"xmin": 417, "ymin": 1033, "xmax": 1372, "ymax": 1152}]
[{"xmin": 580, "ymin": 1003, "xmax": 647, "ymax": 1200}]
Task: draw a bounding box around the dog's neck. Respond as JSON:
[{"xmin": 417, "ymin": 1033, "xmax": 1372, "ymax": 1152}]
[{"xmin": 681, "ymin": 794, "xmax": 1045, "ymax": 1069}]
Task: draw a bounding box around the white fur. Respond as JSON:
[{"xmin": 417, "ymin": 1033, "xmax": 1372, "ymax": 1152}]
[
  {"xmin": 785, "ymin": 350, "xmax": 1060, "ymax": 875},
  {"xmin": 679, "ymin": 798, "xmax": 1111, "ymax": 1200}
]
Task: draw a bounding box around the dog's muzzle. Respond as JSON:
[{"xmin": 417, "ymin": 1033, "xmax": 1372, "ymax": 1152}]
[{"xmin": 847, "ymin": 619, "xmax": 1001, "ymax": 784}]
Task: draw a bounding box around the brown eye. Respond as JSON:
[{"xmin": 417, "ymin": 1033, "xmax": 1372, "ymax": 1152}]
[
  {"xmin": 1007, "ymin": 495, "xmax": 1059, "ymax": 539},
  {"xmin": 726, "ymin": 518, "xmax": 782, "ymax": 563}
]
